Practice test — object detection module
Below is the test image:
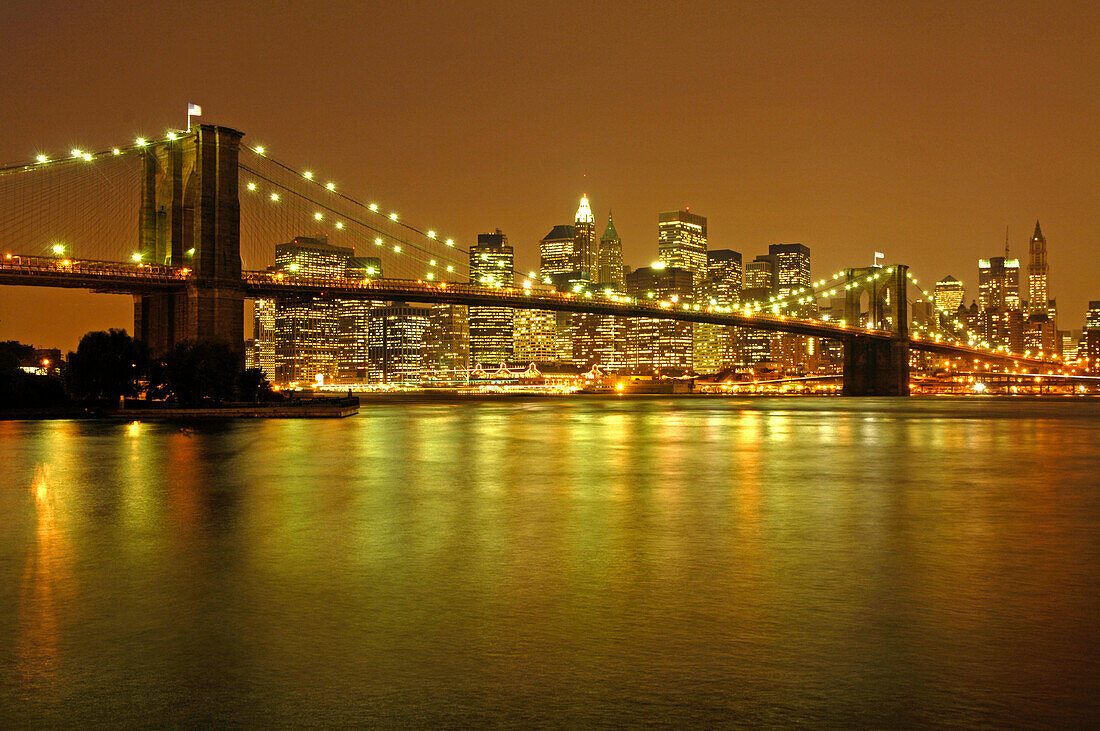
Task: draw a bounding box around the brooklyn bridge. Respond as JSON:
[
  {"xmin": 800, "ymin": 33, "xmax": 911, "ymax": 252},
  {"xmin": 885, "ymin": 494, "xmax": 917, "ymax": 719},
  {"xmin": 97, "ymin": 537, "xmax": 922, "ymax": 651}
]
[{"xmin": 0, "ymin": 125, "xmax": 1065, "ymax": 395}]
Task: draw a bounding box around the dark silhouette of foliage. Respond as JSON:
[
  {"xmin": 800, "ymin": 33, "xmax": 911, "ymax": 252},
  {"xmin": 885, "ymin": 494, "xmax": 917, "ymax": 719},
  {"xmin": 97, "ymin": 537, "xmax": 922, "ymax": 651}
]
[
  {"xmin": 161, "ymin": 340, "xmax": 240, "ymax": 405},
  {"xmin": 237, "ymin": 367, "xmax": 272, "ymax": 402},
  {"xmin": 66, "ymin": 329, "xmax": 144, "ymax": 401},
  {"xmin": 0, "ymin": 341, "xmax": 68, "ymax": 408}
]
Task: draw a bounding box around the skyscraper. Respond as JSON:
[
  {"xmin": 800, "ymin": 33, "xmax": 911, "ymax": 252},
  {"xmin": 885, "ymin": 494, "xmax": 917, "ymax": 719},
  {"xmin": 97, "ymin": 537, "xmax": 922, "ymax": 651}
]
[
  {"xmin": 271, "ymin": 236, "xmax": 352, "ymax": 385},
  {"xmin": 423, "ymin": 305, "xmax": 470, "ymax": 379},
  {"xmin": 769, "ymin": 243, "xmax": 811, "ymax": 299},
  {"xmin": 539, "ymin": 224, "xmax": 576, "ymax": 280},
  {"xmin": 1027, "ymin": 220, "xmax": 1049, "ymax": 316},
  {"xmin": 367, "ymin": 304, "xmax": 430, "ymax": 383},
  {"xmin": 934, "ymin": 276, "xmax": 965, "ymax": 314},
  {"xmin": 658, "ymin": 210, "xmax": 708, "ymax": 287},
  {"xmin": 1085, "ymin": 302, "xmax": 1100, "ymax": 374},
  {"xmin": 597, "ymin": 211, "xmax": 625, "ymax": 290},
  {"xmin": 513, "ymin": 308, "xmax": 557, "ymax": 364},
  {"xmin": 469, "ymin": 230, "xmax": 514, "ymax": 365},
  {"xmin": 252, "ymin": 298, "xmax": 277, "ymax": 380},
  {"xmin": 625, "ymin": 265, "xmax": 694, "ymax": 375},
  {"xmin": 573, "ymin": 195, "xmax": 597, "ymax": 283},
  {"xmin": 977, "ymin": 256, "xmax": 1021, "ymax": 312}
]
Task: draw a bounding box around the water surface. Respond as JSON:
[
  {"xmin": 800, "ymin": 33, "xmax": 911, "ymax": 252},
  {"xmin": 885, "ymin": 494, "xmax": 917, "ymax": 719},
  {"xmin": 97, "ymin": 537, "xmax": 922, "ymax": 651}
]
[{"xmin": 1, "ymin": 398, "xmax": 1098, "ymax": 725}]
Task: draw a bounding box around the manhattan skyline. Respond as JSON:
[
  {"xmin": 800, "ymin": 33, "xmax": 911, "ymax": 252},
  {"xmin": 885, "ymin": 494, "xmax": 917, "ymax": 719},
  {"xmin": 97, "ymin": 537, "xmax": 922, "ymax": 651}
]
[{"xmin": 1, "ymin": 0, "xmax": 1098, "ymax": 349}]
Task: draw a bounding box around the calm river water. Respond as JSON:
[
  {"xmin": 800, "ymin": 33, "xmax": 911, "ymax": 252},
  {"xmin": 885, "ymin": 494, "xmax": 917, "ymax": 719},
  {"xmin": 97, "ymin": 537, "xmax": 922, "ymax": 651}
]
[{"xmin": 1, "ymin": 397, "xmax": 1098, "ymax": 726}]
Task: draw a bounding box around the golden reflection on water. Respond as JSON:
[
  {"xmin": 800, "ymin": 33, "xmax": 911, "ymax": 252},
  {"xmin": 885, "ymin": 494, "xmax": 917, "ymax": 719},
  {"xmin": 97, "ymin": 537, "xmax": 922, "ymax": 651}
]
[{"xmin": 16, "ymin": 463, "xmax": 70, "ymax": 689}]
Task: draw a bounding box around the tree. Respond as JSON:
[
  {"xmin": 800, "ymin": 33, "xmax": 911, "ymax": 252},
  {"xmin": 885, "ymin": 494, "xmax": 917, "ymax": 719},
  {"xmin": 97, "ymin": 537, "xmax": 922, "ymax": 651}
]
[
  {"xmin": 161, "ymin": 340, "xmax": 240, "ymax": 405},
  {"xmin": 0, "ymin": 341, "xmax": 67, "ymax": 408},
  {"xmin": 237, "ymin": 367, "xmax": 272, "ymax": 402},
  {"xmin": 67, "ymin": 329, "xmax": 144, "ymax": 401}
]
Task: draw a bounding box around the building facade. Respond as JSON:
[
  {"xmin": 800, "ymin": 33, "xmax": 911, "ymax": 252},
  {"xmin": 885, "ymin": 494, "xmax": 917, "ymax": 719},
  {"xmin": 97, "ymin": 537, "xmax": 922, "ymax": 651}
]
[
  {"xmin": 658, "ymin": 210, "xmax": 708, "ymax": 287},
  {"xmin": 469, "ymin": 230, "xmax": 515, "ymax": 365}
]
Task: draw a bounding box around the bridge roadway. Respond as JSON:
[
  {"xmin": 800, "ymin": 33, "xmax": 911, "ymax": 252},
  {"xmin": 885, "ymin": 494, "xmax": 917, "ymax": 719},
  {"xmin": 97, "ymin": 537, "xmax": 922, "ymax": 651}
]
[{"xmin": 0, "ymin": 255, "xmax": 1064, "ymax": 372}]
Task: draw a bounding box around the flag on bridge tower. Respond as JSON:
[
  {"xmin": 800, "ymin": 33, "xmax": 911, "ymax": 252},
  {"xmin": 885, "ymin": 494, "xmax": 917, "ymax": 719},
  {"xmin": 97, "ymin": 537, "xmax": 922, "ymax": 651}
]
[
  {"xmin": 873, "ymin": 251, "xmax": 885, "ymax": 267},
  {"xmin": 187, "ymin": 103, "xmax": 202, "ymax": 130}
]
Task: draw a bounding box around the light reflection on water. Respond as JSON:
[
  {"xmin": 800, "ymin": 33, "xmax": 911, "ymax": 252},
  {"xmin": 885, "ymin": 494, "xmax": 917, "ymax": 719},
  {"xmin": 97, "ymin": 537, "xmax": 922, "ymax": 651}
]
[{"xmin": 0, "ymin": 398, "xmax": 1098, "ymax": 726}]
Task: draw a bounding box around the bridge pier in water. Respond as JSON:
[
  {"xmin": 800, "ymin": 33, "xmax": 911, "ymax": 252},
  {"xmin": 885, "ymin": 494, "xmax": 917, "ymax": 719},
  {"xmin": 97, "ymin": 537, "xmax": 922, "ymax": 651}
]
[
  {"xmin": 840, "ymin": 264, "xmax": 910, "ymax": 396},
  {"xmin": 133, "ymin": 125, "xmax": 245, "ymax": 358}
]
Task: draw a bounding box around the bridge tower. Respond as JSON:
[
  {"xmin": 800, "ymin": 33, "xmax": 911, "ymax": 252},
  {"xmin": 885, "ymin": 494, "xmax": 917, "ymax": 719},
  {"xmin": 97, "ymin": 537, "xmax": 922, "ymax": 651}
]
[
  {"xmin": 133, "ymin": 125, "xmax": 245, "ymax": 357},
  {"xmin": 842, "ymin": 265, "xmax": 910, "ymax": 396}
]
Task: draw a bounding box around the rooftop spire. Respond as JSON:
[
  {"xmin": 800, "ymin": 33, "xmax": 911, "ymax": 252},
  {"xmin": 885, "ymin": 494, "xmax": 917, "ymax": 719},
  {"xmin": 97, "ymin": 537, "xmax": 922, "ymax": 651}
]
[
  {"xmin": 1005, "ymin": 225, "xmax": 1010, "ymax": 257},
  {"xmin": 1033, "ymin": 219, "xmax": 1044, "ymax": 241},
  {"xmin": 575, "ymin": 194, "xmax": 594, "ymax": 225},
  {"xmin": 601, "ymin": 209, "xmax": 619, "ymax": 241}
]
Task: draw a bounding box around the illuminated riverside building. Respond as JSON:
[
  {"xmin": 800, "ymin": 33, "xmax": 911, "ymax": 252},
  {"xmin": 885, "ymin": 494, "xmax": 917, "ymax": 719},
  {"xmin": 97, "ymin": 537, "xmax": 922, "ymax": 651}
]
[
  {"xmin": 367, "ymin": 304, "xmax": 430, "ymax": 383},
  {"xmin": 1023, "ymin": 314, "xmax": 1057, "ymax": 357},
  {"xmin": 334, "ymin": 256, "xmax": 383, "ymax": 383},
  {"xmin": 1027, "ymin": 221, "xmax": 1049, "ymax": 317},
  {"xmin": 271, "ymin": 236, "xmax": 353, "ymax": 385},
  {"xmin": 597, "ymin": 211, "xmax": 625, "ymax": 289},
  {"xmin": 1086, "ymin": 302, "xmax": 1100, "ymax": 374},
  {"xmin": 978, "ymin": 256, "xmax": 1021, "ymax": 312},
  {"xmin": 658, "ymin": 210, "xmax": 708, "ymax": 287},
  {"xmin": 934, "ymin": 276, "xmax": 965, "ymax": 315},
  {"xmin": 769, "ymin": 243, "xmax": 813, "ymax": 371},
  {"xmin": 692, "ymin": 250, "xmax": 743, "ymax": 373},
  {"xmin": 251, "ymin": 298, "xmax": 277, "ymax": 379},
  {"xmin": 513, "ymin": 308, "xmax": 557, "ymax": 364},
  {"xmin": 469, "ymin": 230, "xmax": 514, "ymax": 365},
  {"xmin": 422, "ymin": 304, "xmax": 469, "ymax": 379},
  {"xmin": 571, "ymin": 312, "xmax": 627, "ymax": 370},
  {"xmin": 625, "ymin": 265, "xmax": 694, "ymax": 375},
  {"xmin": 573, "ymin": 195, "xmax": 598, "ymax": 283}
]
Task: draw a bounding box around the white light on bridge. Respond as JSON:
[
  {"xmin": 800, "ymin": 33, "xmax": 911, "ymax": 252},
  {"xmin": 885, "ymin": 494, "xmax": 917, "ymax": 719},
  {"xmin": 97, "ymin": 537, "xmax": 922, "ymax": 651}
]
[
  {"xmin": 112, "ymin": 148, "xmax": 120, "ymax": 155},
  {"xmin": 303, "ymin": 171, "xmax": 313, "ymax": 180},
  {"xmin": 136, "ymin": 138, "xmax": 147, "ymax": 146},
  {"xmin": 167, "ymin": 132, "xmax": 178, "ymax": 141},
  {"xmin": 393, "ymin": 245, "xmax": 401, "ymax": 252},
  {"xmin": 247, "ymin": 182, "xmax": 257, "ymax": 191},
  {"xmin": 51, "ymin": 244, "xmax": 65, "ymax": 255},
  {"xmin": 269, "ymin": 192, "xmax": 279, "ymax": 202},
  {"xmin": 335, "ymin": 222, "xmax": 344, "ymax": 229},
  {"xmin": 71, "ymin": 149, "xmax": 82, "ymax": 157},
  {"xmin": 369, "ymin": 203, "xmax": 379, "ymax": 212},
  {"xmin": 326, "ymin": 182, "xmax": 335, "ymax": 191},
  {"xmin": 131, "ymin": 253, "xmax": 142, "ymax": 262},
  {"xmin": 314, "ymin": 212, "xmax": 323, "ymax": 220},
  {"xmin": 255, "ymin": 146, "xmax": 265, "ymax": 154},
  {"xmin": 374, "ymin": 237, "xmax": 383, "ymax": 246},
  {"xmin": 427, "ymin": 231, "xmax": 436, "ymax": 239},
  {"xmin": 445, "ymin": 239, "xmax": 454, "ymax": 247},
  {"xmin": 446, "ymin": 265, "xmax": 454, "ymax": 272},
  {"xmin": 36, "ymin": 154, "xmax": 48, "ymax": 163},
  {"xmin": 389, "ymin": 212, "xmax": 399, "ymax": 221}
]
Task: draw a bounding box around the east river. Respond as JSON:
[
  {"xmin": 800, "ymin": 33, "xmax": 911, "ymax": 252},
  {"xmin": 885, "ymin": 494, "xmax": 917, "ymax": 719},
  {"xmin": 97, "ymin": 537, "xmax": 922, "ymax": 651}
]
[{"xmin": 1, "ymin": 398, "xmax": 1098, "ymax": 726}]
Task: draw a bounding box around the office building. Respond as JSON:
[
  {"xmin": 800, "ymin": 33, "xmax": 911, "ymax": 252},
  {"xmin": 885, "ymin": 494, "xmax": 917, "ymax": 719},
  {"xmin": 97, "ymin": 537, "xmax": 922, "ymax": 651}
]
[
  {"xmin": 573, "ymin": 195, "xmax": 597, "ymax": 283},
  {"xmin": 424, "ymin": 305, "xmax": 470, "ymax": 379},
  {"xmin": 658, "ymin": 210, "xmax": 708, "ymax": 287},
  {"xmin": 252, "ymin": 298, "xmax": 277, "ymax": 379},
  {"xmin": 625, "ymin": 265, "xmax": 694, "ymax": 375},
  {"xmin": 978, "ymin": 256, "xmax": 1021, "ymax": 312},
  {"xmin": 367, "ymin": 304, "xmax": 430, "ymax": 383},
  {"xmin": 597, "ymin": 211, "xmax": 625, "ymax": 290},
  {"xmin": 1027, "ymin": 221, "xmax": 1049, "ymax": 317},
  {"xmin": 769, "ymin": 243, "xmax": 811, "ymax": 299},
  {"xmin": 513, "ymin": 308, "xmax": 557, "ymax": 364},
  {"xmin": 934, "ymin": 276, "xmax": 965, "ymax": 314},
  {"xmin": 469, "ymin": 230, "xmax": 514, "ymax": 364},
  {"xmin": 1086, "ymin": 302, "xmax": 1100, "ymax": 374},
  {"xmin": 540, "ymin": 224, "xmax": 576, "ymax": 280}
]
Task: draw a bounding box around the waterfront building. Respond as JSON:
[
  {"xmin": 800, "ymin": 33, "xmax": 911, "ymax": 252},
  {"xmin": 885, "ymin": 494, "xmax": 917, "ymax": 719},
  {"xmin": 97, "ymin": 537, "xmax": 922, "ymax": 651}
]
[
  {"xmin": 934, "ymin": 276, "xmax": 965, "ymax": 315},
  {"xmin": 571, "ymin": 312, "xmax": 628, "ymax": 370},
  {"xmin": 978, "ymin": 256, "xmax": 1021, "ymax": 313},
  {"xmin": 424, "ymin": 304, "xmax": 470, "ymax": 379},
  {"xmin": 335, "ymin": 256, "xmax": 383, "ymax": 383},
  {"xmin": 252, "ymin": 298, "xmax": 277, "ymax": 379},
  {"xmin": 743, "ymin": 255, "xmax": 776, "ymax": 301},
  {"xmin": 625, "ymin": 265, "xmax": 694, "ymax": 375},
  {"xmin": 513, "ymin": 308, "xmax": 558, "ymax": 364},
  {"xmin": 597, "ymin": 211, "xmax": 625, "ymax": 290},
  {"xmin": 658, "ymin": 210, "xmax": 708, "ymax": 288},
  {"xmin": 367, "ymin": 303, "xmax": 430, "ymax": 383},
  {"xmin": 271, "ymin": 236, "xmax": 353, "ymax": 385},
  {"xmin": 469, "ymin": 230, "xmax": 514, "ymax": 364},
  {"xmin": 1027, "ymin": 221, "xmax": 1049, "ymax": 317},
  {"xmin": 707, "ymin": 250, "xmax": 743, "ymax": 304},
  {"xmin": 1024, "ymin": 314, "xmax": 1058, "ymax": 358},
  {"xmin": 1087, "ymin": 302, "xmax": 1100, "ymax": 374},
  {"xmin": 769, "ymin": 243, "xmax": 811, "ymax": 299}
]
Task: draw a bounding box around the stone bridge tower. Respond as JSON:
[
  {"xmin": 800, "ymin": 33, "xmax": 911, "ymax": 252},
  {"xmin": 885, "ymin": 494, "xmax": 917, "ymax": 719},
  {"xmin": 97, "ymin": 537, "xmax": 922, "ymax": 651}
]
[
  {"xmin": 133, "ymin": 125, "xmax": 245, "ymax": 357},
  {"xmin": 842, "ymin": 265, "xmax": 910, "ymax": 396}
]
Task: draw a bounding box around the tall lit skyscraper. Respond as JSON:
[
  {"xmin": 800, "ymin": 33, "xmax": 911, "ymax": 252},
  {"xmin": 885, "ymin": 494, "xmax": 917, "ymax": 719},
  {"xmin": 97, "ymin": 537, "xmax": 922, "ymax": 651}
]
[
  {"xmin": 252, "ymin": 298, "xmax": 277, "ymax": 379},
  {"xmin": 540, "ymin": 224, "xmax": 576, "ymax": 280},
  {"xmin": 469, "ymin": 230, "xmax": 514, "ymax": 364},
  {"xmin": 597, "ymin": 211, "xmax": 625, "ymax": 290},
  {"xmin": 769, "ymin": 243, "xmax": 811, "ymax": 299},
  {"xmin": 978, "ymin": 256, "xmax": 1021, "ymax": 312},
  {"xmin": 1027, "ymin": 220, "xmax": 1049, "ymax": 316},
  {"xmin": 934, "ymin": 276, "xmax": 965, "ymax": 313},
  {"xmin": 573, "ymin": 195, "xmax": 597, "ymax": 283},
  {"xmin": 625, "ymin": 265, "xmax": 694, "ymax": 375},
  {"xmin": 706, "ymin": 250, "xmax": 743, "ymax": 305},
  {"xmin": 513, "ymin": 308, "xmax": 557, "ymax": 364},
  {"xmin": 367, "ymin": 304, "xmax": 430, "ymax": 383},
  {"xmin": 272, "ymin": 236, "xmax": 352, "ymax": 385},
  {"xmin": 658, "ymin": 210, "xmax": 708, "ymax": 287},
  {"xmin": 423, "ymin": 305, "xmax": 470, "ymax": 379}
]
